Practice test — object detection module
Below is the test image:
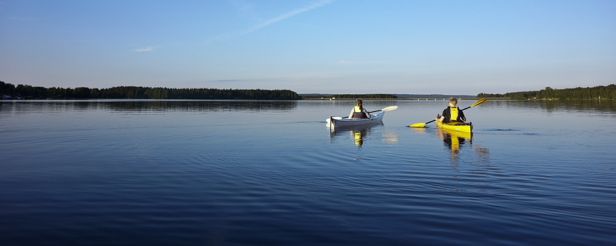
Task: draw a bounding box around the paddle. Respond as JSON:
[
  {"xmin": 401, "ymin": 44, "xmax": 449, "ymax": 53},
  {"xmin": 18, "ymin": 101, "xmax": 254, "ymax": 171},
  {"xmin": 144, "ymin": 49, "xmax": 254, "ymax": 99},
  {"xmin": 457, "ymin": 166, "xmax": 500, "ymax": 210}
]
[
  {"xmin": 341, "ymin": 106, "xmax": 398, "ymax": 119},
  {"xmin": 409, "ymin": 99, "xmax": 487, "ymax": 128}
]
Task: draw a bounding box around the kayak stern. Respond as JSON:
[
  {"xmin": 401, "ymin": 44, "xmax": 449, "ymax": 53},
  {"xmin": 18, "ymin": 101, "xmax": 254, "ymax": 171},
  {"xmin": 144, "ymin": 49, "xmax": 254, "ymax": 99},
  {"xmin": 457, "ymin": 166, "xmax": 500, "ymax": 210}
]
[{"xmin": 436, "ymin": 121, "xmax": 473, "ymax": 132}]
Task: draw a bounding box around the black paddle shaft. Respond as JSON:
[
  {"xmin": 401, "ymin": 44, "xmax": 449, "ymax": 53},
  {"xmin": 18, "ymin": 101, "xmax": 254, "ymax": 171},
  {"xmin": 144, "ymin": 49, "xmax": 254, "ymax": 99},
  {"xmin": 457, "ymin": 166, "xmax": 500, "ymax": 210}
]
[
  {"xmin": 423, "ymin": 106, "xmax": 472, "ymax": 124},
  {"xmin": 340, "ymin": 109, "xmax": 384, "ymax": 119}
]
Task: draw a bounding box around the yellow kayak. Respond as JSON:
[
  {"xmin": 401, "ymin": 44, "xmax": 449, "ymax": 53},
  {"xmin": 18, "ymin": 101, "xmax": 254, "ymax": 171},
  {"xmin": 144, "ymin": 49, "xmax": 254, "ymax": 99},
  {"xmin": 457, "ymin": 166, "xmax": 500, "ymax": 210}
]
[
  {"xmin": 436, "ymin": 121, "xmax": 473, "ymax": 133},
  {"xmin": 436, "ymin": 127, "xmax": 472, "ymax": 141}
]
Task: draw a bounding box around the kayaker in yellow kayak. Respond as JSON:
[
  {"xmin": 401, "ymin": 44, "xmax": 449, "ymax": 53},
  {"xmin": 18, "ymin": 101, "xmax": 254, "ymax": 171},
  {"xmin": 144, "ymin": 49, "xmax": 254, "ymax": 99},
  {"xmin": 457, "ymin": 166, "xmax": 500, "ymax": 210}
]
[
  {"xmin": 436, "ymin": 97, "xmax": 466, "ymax": 123},
  {"xmin": 349, "ymin": 99, "xmax": 371, "ymax": 119}
]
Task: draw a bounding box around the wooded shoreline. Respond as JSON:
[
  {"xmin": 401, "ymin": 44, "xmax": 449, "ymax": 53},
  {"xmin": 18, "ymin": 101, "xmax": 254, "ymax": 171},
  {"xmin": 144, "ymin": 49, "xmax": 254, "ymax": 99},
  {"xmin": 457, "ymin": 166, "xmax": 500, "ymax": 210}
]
[
  {"xmin": 3, "ymin": 81, "xmax": 615, "ymax": 100},
  {"xmin": 478, "ymin": 84, "xmax": 616, "ymax": 100}
]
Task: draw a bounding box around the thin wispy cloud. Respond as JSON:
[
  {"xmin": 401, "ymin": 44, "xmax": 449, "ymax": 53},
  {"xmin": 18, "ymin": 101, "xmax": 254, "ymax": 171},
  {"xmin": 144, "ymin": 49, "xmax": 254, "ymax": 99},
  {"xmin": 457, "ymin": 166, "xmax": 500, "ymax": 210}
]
[
  {"xmin": 134, "ymin": 46, "xmax": 157, "ymax": 52},
  {"xmin": 231, "ymin": 0, "xmax": 254, "ymax": 13},
  {"xmin": 242, "ymin": 0, "xmax": 333, "ymax": 35},
  {"xmin": 206, "ymin": 0, "xmax": 333, "ymax": 44}
]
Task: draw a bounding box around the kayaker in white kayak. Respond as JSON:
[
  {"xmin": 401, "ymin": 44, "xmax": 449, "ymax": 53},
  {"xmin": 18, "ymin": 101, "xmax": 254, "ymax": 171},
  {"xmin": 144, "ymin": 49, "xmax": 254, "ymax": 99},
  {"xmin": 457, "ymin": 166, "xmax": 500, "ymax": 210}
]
[
  {"xmin": 348, "ymin": 99, "xmax": 371, "ymax": 119},
  {"xmin": 436, "ymin": 97, "xmax": 466, "ymax": 123}
]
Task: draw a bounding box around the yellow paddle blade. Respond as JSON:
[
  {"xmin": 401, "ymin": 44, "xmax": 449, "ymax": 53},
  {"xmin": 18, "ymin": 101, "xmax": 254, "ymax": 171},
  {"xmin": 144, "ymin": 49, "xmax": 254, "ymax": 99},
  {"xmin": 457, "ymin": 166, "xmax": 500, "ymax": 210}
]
[
  {"xmin": 471, "ymin": 99, "xmax": 487, "ymax": 107},
  {"xmin": 409, "ymin": 123, "xmax": 426, "ymax": 128}
]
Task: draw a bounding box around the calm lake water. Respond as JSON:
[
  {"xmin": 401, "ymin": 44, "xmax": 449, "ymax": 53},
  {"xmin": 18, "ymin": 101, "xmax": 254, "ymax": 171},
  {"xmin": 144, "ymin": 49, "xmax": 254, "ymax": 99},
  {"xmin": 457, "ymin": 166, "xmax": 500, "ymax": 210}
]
[{"xmin": 1, "ymin": 99, "xmax": 615, "ymax": 246}]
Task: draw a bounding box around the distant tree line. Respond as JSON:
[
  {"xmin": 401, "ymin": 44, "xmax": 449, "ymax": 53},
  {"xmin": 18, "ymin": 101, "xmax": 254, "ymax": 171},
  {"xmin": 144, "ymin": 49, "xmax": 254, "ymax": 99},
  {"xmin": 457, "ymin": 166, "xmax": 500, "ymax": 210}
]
[
  {"xmin": 301, "ymin": 94, "xmax": 397, "ymax": 99},
  {"xmin": 0, "ymin": 81, "xmax": 299, "ymax": 100},
  {"xmin": 477, "ymin": 84, "xmax": 616, "ymax": 100}
]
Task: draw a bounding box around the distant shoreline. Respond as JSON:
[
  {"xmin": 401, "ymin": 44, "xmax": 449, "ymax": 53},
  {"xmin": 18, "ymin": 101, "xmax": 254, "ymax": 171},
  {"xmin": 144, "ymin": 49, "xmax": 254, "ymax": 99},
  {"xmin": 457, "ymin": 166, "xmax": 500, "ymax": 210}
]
[
  {"xmin": 301, "ymin": 98, "xmax": 478, "ymax": 100},
  {"xmin": 3, "ymin": 98, "xmax": 481, "ymax": 101},
  {"xmin": 5, "ymin": 97, "xmax": 612, "ymax": 101}
]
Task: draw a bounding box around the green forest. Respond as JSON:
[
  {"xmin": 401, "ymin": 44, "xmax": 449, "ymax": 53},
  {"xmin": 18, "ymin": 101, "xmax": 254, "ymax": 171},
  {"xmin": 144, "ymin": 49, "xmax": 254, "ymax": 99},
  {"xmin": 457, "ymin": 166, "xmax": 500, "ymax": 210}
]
[
  {"xmin": 301, "ymin": 94, "xmax": 397, "ymax": 99},
  {"xmin": 0, "ymin": 81, "xmax": 299, "ymax": 100},
  {"xmin": 477, "ymin": 84, "xmax": 616, "ymax": 100}
]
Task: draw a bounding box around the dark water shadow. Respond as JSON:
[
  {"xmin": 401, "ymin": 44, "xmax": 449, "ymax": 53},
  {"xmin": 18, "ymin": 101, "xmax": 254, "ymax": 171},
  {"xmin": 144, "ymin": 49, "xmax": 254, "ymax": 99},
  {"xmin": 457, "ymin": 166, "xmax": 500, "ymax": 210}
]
[{"xmin": 0, "ymin": 99, "xmax": 298, "ymax": 113}]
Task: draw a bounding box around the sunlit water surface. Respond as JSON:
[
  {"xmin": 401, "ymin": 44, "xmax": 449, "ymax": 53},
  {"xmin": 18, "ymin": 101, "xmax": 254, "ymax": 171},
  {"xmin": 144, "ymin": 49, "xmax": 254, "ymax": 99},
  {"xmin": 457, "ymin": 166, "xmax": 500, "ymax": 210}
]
[{"xmin": 1, "ymin": 99, "xmax": 615, "ymax": 245}]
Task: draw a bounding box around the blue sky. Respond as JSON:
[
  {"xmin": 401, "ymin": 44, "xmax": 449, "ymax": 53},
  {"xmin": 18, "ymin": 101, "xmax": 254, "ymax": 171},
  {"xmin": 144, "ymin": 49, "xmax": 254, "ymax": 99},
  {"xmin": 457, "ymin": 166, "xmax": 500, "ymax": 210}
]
[{"xmin": 1, "ymin": 0, "xmax": 615, "ymax": 94}]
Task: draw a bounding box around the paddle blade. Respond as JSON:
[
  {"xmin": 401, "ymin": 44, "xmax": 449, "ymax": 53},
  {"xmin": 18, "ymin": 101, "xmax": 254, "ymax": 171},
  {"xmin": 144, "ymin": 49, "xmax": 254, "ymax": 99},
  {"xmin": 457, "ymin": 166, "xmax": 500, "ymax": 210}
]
[
  {"xmin": 471, "ymin": 99, "xmax": 487, "ymax": 107},
  {"xmin": 382, "ymin": 106, "xmax": 398, "ymax": 111},
  {"xmin": 409, "ymin": 123, "xmax": 426, "ymax": 128}
]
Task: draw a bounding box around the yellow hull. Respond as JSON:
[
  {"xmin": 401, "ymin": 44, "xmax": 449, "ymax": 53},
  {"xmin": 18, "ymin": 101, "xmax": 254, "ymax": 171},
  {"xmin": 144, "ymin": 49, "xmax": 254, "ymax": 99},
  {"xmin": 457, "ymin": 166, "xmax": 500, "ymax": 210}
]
[
  {"xmin": 437, "ymin": 127, "xmax": 472, "ymax": 141},
  {"xmin": 436, "ymin": 121, "xmax": 472, "ymax": 133}
]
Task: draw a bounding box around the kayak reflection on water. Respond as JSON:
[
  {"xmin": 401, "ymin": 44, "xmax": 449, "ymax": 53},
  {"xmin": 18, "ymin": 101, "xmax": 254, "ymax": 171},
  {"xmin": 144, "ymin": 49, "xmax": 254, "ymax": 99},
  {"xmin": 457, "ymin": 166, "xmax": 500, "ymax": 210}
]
[
  {"xmin": 435, "ymin": 128, "xmax": 492, "ymax": 166},
  {"xmin": 436, "ymin": 128, "xmax": 472, "ymax": 165},
  {"xmin": 353, "ymin": 129, "xmax": 367, "ymax": 147},
  {"xmin": 329, "ymin": 123, "xmax": 382, "ymax": 147}
]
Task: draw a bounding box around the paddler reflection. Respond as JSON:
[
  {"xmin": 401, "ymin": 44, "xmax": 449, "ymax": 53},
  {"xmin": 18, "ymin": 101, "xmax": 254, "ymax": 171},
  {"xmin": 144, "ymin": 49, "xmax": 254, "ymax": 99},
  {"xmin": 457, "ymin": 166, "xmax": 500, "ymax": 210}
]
[
  {"xmin": 436, "ymin": 128, "xmax": 472, "ymax": 164},
  {"xmin": 329, "ymin": 123, "xmax": 381, "ymax": 147},
  {"xmin": 353, "ymin": 129, "xmax": 367, "ymax": 146}
]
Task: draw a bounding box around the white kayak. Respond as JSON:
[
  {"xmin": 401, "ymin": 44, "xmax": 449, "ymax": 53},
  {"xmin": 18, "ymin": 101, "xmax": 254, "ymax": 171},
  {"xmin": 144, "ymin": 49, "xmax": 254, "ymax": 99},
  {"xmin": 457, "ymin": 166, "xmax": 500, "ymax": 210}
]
[{"xmin": 326, "ymin": 111, "xmax": 385, "ymax": 128}]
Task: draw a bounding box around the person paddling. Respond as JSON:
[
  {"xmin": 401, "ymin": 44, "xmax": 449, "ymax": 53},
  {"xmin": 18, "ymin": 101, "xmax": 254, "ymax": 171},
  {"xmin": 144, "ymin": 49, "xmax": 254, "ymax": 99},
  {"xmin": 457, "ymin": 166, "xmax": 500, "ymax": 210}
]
[
  {"xmin": 436, "ymin": 97, "xmax": 466, "ymax": 123},
  {"xmin": 349, "ymin": 99, "xmax": 371, "ymax": 119}
]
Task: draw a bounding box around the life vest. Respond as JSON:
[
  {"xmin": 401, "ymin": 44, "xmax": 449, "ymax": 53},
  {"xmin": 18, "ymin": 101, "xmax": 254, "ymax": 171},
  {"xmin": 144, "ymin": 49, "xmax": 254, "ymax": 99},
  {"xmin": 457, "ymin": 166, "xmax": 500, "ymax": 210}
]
[
  {"xmin": 352, "ymin": 106, "xmax": 368, "ymax": 118},
  {"xmin": 450, "ymin": 107, "xmax": 459, "ymax": 121}
]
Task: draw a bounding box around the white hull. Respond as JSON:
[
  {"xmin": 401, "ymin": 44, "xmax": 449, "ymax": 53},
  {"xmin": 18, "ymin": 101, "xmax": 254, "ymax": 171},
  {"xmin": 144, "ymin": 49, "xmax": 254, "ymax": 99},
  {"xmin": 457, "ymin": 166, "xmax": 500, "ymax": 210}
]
[{"xmin": 326, "ymin": 112, "xmax": 384, "ymax": 128}]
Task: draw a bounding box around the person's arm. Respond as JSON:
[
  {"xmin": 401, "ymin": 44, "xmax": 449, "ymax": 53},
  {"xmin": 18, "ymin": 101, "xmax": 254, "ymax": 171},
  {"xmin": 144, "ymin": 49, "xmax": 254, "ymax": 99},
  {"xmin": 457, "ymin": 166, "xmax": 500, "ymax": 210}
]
[
  {"xmin": 349, "ymin": 108, "xmax": 355, "ymax": 118},
  {"xmin": 363, "ymin": 108, "xmax": 371, "ymax": 118},
  {"xmin": 437, "ymin": 108, "xmax": 448, "ymax": 122},
  {"xmin": 459, "ymin": 109, "xmax": 466, "ymax": 122}
]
